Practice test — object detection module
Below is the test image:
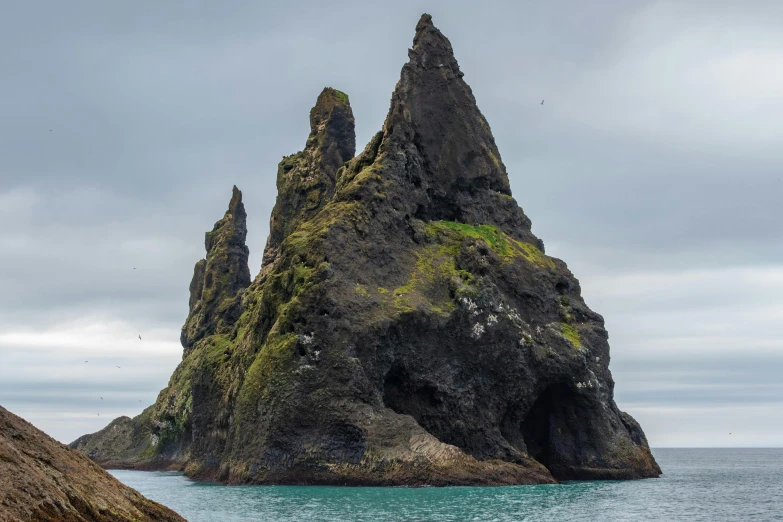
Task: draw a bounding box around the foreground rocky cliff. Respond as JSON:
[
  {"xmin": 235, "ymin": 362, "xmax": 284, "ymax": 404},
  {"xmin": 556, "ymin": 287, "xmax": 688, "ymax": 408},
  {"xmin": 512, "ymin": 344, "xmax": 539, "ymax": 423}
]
[
  {"xmin": 72, "ymin": 14, "xmax": 660, "ymax": 485},
  {"xmin": 0, "ymin": 406, "xmax": 184, "ymax": 522}
]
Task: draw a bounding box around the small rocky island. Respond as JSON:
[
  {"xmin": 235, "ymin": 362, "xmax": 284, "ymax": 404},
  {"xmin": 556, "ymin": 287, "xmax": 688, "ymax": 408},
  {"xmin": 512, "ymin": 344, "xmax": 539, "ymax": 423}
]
[
  {"xmin": 0, "ymin": 406, "xmax": 184, "ymax": 521},
  {"xmin": 72, "ymin": 14, "xmax": 660, "ymax": 486}
]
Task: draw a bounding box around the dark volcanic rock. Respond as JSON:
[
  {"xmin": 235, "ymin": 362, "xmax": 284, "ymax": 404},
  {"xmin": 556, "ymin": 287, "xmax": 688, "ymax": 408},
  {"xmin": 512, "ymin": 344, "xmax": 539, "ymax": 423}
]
[
  {"xmin": 71, "ymin": 14, "xmax": 660, "ymax": 486},
  {"xmin": 262, "ymin": 87, "xmax": 356, "ymax": 270},
  {"xmin": 387, "ymin": 14, "xmax": 514, "ymax": 219},
  {"xmin": 0, "ymin": 405, "xmax": 184, "ymax": 522},
  {"xmin": 181, "ymin": 185, "xmax": 251, "ymax": 349}
]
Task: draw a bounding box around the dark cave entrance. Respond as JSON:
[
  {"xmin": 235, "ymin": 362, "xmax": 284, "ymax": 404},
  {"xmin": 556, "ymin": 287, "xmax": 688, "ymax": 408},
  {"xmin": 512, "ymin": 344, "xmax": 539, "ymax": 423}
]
[
  {"xmin": 517, "ymin": 383, "xmax": 575, "ymax": 471},
  {"xmin": 520, "ymin": 386, "xmax": 555, "ymax": 468},
  {"xmin": 382, "ymin": 366, "xmax": 441, "ymax": 420},
  {"xmin": 382, "ymin": 365, "xmax": 409, "ymax": 413}
]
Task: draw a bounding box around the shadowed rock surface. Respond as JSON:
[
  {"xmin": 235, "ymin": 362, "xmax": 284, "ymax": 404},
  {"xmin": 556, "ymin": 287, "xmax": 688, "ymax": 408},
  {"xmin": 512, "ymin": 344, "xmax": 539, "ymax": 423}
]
[
  {"xmin": 71, "ymin": 14, "xmax": 660, "ymax": 486},
  {"xmin": 0, "ymin": 406, "xmax": 185, "ymax": 522}
]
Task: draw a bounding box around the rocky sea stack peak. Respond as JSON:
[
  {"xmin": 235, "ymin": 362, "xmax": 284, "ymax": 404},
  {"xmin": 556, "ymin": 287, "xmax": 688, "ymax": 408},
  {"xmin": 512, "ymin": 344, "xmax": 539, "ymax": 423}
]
[
  {"xmin": 72, "ymin": 15, "xmax": 660, "ymax": 486},
  {"xmin": 381, "ymin": 13, "xmax": 516, "ymax": 230},
  {"xmin": 262, "ymin": 87, "xmax": 355, "ymax": 269},
  {"xmin": 181, "ymin": 185, "xmax": 251, "ymax": 349}
]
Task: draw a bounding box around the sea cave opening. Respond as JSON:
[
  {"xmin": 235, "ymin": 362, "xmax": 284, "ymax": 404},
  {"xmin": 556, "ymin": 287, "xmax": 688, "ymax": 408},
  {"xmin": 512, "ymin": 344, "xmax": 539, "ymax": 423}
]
[
  {"xmin": 382, "ymin": 365, "xmax": 441, "ymax": 420},
  {"xmin": 518, "ymin": 383, "xmax": 576, "ymax": 471}
]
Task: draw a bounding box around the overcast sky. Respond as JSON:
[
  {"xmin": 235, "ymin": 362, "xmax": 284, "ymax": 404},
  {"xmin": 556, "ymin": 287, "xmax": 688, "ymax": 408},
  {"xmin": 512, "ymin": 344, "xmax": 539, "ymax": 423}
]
[{"xmin": 1, "ymin": 0, "xmax": 781, "ymax": 447}]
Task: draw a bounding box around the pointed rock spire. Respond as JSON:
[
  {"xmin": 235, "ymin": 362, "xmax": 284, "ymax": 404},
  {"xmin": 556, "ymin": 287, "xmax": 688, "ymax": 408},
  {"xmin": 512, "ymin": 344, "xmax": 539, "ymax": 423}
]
[
  {"xmin": 377, "ymin": 14, "xmax": 511, "ymax": 222},
  {"xmin": 308, "ymin": 87, "xmax": 356, "ymax": 177},
  {"xmin": 262, "ymin": 87, "xmax": 356, "ymax": 269},
  {"xmin": 409, "ymin": 13, "xmax": 459, "ymax": 71},
  {"xmin": 181, "ymin": 185, "xmax": 251, "ymax": 349}
]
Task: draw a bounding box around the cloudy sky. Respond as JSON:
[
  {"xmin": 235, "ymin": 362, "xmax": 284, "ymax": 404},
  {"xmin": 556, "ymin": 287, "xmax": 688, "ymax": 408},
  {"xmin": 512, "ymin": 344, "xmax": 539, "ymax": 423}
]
[{"xmin": 1, "ymin": 0, "xmax": 781, "ymax": 447}]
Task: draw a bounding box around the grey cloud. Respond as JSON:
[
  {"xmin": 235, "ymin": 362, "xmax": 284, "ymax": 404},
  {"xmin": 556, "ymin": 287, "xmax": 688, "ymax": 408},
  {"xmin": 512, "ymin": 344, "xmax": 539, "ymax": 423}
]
[{"xmin": 0, "ymin": 0, "xmax": 781, "ymax": 446}]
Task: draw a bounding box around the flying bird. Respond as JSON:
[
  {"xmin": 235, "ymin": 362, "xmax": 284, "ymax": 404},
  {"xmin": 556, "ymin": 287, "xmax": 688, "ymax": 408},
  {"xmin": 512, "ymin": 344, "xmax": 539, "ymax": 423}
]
[
  {"xmin": 540, "ymin": 99, "xmax": 544, "ymax": 105},
  {"xmin": 100, "ymin": 397, "xmax": 103, "ymax": 400},
  {"xmin": 138, "ymin": 335, "xmax": 142, "ymax": 340},
  {"xmin": 84, "ymin": 360, "xmax": 88, "ymax": 363},
  {"xmin": 116, "ymin": 366, "xmax": 121, "ymax": 369}
]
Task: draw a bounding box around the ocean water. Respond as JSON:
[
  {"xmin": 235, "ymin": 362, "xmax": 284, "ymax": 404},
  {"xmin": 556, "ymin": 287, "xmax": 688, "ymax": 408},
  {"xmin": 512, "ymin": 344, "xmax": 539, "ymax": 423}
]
[{"xmin": 111, "ymin": 449, "xmax": 783, "ymax": 521}]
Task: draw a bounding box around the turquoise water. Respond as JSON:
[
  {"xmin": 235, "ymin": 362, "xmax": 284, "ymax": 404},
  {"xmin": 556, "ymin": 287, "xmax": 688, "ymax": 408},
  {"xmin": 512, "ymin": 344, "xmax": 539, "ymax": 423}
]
[{"xmin": 112, "ymin": 449, "xmax": 783, "ymax": 521}]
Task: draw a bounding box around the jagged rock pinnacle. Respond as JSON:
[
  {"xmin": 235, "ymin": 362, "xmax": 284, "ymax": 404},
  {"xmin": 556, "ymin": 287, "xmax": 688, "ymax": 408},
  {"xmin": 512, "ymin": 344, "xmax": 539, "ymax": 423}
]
[
  {"xmin": 410, "ymin": 14, "xmax": 459, "ymax": 71},
  {"xmin": 309, "ymin": 87, "xmax": 355, "ymax": 177},
  {"xmin": 374, "ymin": 14, "xmax": 513, "ymax": 227},
  {"xmin": 262, "ymin": 87, "xmax": 355, "ymax": 269},
  {"xmin": 181, "ymin": 186, "xmax": 250, "ymax": 349},
  {"xmin": 205, "ymin": 185, "xmax": 249, "ymax": 257}
]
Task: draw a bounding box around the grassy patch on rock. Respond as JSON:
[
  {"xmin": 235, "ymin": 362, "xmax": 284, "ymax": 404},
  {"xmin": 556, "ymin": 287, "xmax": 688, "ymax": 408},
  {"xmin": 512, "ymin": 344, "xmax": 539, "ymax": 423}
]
[
  {"xmin": 559, "ymin": 323, "xmax": 582, "ymax": 349},
  {"xmin": 384, "ymin": 243, "xmax": 475, "ymax": 316},
  {"xmin": 333, "ymin": 89, "xmax": 349, "ymax": 104},
  {"xmin": 425, "ymin": 221, "xmax": 554, "ymax": 269}
]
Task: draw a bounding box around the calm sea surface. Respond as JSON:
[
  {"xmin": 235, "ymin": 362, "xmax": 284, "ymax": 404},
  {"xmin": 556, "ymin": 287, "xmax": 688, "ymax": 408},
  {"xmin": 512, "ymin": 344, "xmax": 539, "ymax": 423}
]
[{"xmin": 111, "ymin": 449, "xmax": 783, "ymax": 521}]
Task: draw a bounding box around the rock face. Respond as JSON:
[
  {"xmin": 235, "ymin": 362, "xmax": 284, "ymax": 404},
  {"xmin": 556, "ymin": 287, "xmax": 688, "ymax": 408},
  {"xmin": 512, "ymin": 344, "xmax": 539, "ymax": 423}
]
[
  {"xmin": 71, "ymin": 14, "xmax": 660, "ymax": 486},
  {"xmin": 262, "ymin": 87, "xmax": 356, "ymax": 270},
  {"xmin": 0, "ymin": 405, "xmax": 184, "ymax": 522},
  {"xmin": 181, "ymin": 185, "xmax": 251, "ymax": 350}
]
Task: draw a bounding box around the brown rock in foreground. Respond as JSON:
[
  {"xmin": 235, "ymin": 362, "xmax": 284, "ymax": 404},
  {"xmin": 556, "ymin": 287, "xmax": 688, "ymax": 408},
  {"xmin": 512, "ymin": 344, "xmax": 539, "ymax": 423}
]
[{"xmin": 0, "ymin": 406, "xmax": 184, "ymax": 522}]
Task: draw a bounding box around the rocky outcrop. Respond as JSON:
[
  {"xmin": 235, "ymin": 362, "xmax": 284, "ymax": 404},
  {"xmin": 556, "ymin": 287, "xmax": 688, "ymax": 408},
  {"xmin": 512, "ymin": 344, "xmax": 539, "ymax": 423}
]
[
  {"xmin": 181, "ymin": 185, "xmax": 250, "ymax": 350},
  {"xmin": 73, "ymin": 188, "xmax": 253, "ymax": 473},
  {"xmin": 72, "ymin": 14, "xmax": 659, "ymax": 486},
  {"xmin": 0, "ymin": 406, "xmax": 184, "ymax": 522},
  {"xmin": 262, "ymin": 87, "xmax": 356, "ymax": 270}
]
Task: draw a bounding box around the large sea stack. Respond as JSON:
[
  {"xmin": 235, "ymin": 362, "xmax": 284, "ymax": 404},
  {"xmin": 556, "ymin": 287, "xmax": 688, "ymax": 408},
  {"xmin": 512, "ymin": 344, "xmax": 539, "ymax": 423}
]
[
  {"xmin": 0, "ymin": 406, "xmax": 184, "ymax": 521},
  {"xmin": 72, "ymin": 15, "xmax": 660, "ymax": 485}
]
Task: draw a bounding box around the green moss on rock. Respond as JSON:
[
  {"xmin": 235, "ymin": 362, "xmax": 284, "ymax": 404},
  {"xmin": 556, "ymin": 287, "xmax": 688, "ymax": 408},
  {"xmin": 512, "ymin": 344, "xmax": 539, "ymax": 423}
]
[
  {"xmin": 333, "ymin": 89, "xmax": 349, "ymax": 103},
  {"xmin": 425, "ymin": 221, "xmax": 554, "ymax": 269},
  {"xmin": 559, "ymin": 323, "xmax": 582, "ymax": 349},
  {"xmin": 236, "ymin": 333, "xmax": 298, "ymax": 414}
]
